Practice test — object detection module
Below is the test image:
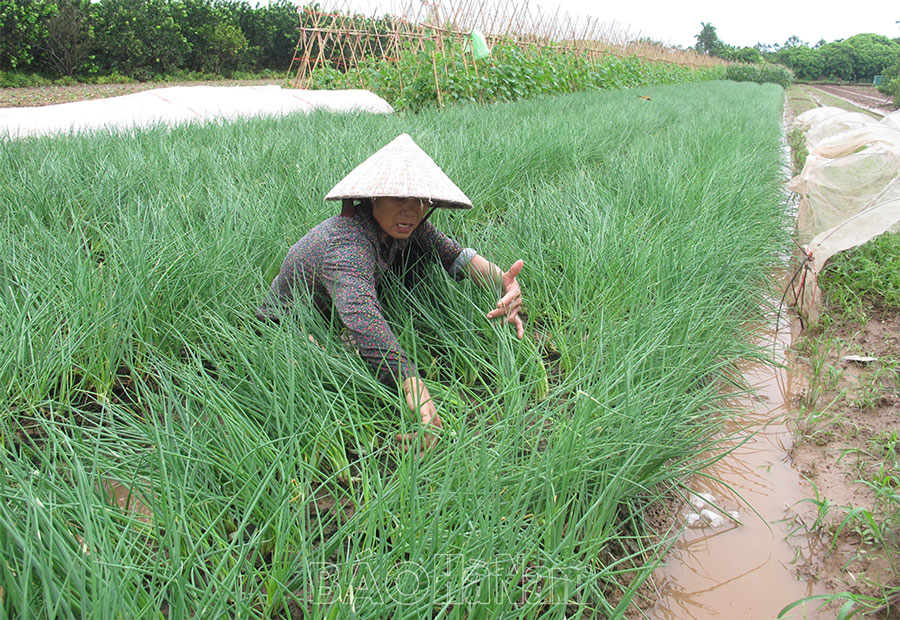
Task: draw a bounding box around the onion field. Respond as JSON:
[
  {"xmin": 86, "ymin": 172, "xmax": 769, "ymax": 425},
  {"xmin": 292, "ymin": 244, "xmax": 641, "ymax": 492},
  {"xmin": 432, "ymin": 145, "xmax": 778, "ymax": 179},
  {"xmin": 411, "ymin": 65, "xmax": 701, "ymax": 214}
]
[{"xmin": 0, "ymin": 81, "xmax": 789, "ymax": 618}]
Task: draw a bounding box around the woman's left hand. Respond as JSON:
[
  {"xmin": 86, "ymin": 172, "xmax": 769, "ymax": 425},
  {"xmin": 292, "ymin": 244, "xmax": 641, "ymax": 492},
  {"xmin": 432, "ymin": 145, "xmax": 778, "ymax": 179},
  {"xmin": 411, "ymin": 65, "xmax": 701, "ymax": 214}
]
[{"xmin": 486, "ymin": 259, "xmax": 524, "ymax": 339}]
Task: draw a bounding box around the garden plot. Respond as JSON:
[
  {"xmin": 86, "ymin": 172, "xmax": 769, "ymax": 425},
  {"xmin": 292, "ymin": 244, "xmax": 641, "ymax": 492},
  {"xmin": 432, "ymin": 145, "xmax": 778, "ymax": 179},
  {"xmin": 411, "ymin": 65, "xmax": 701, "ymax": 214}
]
[{"xmin": 0, "ymin": 81, "xmax": 790, "ymax": 618}]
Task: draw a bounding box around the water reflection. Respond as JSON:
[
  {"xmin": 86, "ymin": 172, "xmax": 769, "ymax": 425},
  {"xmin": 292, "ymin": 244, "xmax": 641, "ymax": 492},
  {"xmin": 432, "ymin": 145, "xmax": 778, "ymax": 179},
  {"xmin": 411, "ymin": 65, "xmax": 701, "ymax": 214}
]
[{"xmin": 649, "ymin": 314, "xmax": 827, "ymax": 619}]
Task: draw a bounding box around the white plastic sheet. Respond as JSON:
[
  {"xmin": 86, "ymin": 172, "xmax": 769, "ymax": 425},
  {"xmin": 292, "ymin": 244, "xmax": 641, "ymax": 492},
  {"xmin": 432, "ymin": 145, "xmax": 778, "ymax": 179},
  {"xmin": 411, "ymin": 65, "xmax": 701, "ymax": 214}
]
[
  {"xmin": 0, "ymin": 85, "xmax": 394, "ymax": 139},
  {"xmin": 788, "ymin": 106, "xmax": 900, "ymax": 324}
]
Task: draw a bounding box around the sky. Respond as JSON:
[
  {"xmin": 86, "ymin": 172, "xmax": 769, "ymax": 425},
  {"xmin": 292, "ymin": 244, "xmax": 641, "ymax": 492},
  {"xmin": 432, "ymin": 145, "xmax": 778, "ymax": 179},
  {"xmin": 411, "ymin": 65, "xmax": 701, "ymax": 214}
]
[{"xmin": 344, "ymin": 0, "xmax": 900, "ymax": 49}]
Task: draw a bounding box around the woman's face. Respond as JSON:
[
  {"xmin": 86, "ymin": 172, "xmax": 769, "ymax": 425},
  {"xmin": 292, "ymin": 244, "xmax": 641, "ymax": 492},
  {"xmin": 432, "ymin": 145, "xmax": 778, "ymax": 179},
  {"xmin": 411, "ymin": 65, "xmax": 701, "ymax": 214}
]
[{"xmin": 371, "ymin": 197, "xmax": 427, "ymax": 240}]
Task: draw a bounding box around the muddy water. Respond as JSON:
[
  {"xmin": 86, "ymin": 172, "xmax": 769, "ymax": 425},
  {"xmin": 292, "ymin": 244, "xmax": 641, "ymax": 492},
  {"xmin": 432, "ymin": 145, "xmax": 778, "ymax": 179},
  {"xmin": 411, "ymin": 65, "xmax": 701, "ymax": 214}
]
[{"xmin": 648, "ymin": 316, "xmax": 829, "ymax": 619}]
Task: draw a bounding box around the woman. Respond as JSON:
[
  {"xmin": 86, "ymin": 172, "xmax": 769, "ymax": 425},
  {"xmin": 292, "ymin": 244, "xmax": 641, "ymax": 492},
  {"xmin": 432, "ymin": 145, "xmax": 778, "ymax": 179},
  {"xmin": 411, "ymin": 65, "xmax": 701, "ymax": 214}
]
[{"xmin": 258, "ymin": 134, "xmax": 523, "ymax": 452}]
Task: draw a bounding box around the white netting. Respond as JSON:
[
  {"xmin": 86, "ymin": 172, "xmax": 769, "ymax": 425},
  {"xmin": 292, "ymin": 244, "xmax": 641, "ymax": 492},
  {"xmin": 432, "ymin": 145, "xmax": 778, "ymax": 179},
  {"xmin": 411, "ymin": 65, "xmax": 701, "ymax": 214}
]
[
  {"xmin": 788, "ymin": 147, "xmax": 900, "ymax": 242},
  {"xmin": 791, "ymin": 106, "xmax": 850, "ymax": 132},
  {"xmin": 881, "ymin": 110, "xmax": 900, "ymax": 132},
  {"xmin": 788, "ymin": 106, "xmax": 900, "ymax": 324},
  {"xmin": 0, "ymin": 85, "xmax": 394, "ymax": 139},
  {"xmin": 804, "ymin": 110, "xmax": 881, "ymax": 154}
]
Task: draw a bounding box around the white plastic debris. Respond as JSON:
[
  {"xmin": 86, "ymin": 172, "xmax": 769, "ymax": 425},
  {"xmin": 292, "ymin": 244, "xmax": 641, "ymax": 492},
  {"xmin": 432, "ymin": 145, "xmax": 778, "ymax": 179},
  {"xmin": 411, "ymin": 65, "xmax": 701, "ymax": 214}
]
[
  {"xmin": 684, "ymin": 509, "xmax": 739, "ymax": 529},
  {"xmin": 690, "ymin": 491, "xmax": 716, "ymax": 509},
  {"xmin": 842, "ymin": 355, "xmax": 879, "ymax": 364},
  {"xmin": 700, "ymin": 509, "xmax": 725, "ymax": 528},
  {"xmin": 684, "ymin": 491, "xmax": 740, "ymax": 528}
]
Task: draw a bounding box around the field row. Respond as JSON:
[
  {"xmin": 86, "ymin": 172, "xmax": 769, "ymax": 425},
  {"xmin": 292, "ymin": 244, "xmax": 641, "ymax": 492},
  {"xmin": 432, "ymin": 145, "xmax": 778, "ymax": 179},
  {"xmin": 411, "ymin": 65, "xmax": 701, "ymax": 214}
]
[{"xmin": 0, "ymin": 81, "xmax": 789, "ymax": 617}]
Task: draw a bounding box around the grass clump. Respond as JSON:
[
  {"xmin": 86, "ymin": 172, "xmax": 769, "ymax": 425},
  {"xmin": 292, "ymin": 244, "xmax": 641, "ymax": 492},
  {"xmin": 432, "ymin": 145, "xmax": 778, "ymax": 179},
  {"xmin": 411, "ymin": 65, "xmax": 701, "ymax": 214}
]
[
  {"xmin": 786, "ymin": 126, "xmax": 809, "ymax": 174},
  {"xmin": 725, "ymin": 62, "xmax": 794, "ymax": 88},
  {"xmin": 820, "ymin": 232, "xmax": 900, "ymax": 317},
  {"xmin": 0, "ymin": 81, "xmax": 789, "ymax": 617}
]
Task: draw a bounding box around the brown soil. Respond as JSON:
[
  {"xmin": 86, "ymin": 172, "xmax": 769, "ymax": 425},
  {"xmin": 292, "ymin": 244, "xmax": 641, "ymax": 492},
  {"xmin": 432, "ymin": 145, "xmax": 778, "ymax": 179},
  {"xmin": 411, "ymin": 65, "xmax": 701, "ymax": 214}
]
[
  {"xmin": 807, "ymin": 84, "xmax": 896, "ymax": 116},
  {"xmin": 789, "ymin": 304, "xmax": 900, "ymax": 617},
  {"xmin": 0, "ymin": 78, "xmax": 284, "ymax": 108}
]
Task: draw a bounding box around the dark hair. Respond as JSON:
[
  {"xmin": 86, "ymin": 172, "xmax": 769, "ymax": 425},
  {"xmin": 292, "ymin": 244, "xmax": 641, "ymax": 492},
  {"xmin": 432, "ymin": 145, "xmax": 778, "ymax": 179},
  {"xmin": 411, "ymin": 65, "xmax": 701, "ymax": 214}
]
[{"xmin": 340, "ymin": 198, "xmax": 373, "ymax": 217}]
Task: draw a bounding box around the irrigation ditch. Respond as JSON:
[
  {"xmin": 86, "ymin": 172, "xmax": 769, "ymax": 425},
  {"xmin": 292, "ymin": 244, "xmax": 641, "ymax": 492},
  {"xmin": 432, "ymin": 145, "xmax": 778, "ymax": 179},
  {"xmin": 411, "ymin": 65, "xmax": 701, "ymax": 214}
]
[
  {"xmin": 638, "ymin": 89, "xmax": 900, "ymax": 619},
  {"xmin": 639, "ymin": 304, "xmax": 825, "ymax": 618}
]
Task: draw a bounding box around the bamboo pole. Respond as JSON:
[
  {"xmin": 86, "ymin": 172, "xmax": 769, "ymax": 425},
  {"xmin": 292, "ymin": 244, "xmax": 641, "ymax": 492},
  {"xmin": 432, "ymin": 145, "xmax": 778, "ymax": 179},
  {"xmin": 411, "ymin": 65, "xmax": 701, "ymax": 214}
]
[{"xmin": 285, "ymin": 0, "xmax": 724, "ymax": 92}]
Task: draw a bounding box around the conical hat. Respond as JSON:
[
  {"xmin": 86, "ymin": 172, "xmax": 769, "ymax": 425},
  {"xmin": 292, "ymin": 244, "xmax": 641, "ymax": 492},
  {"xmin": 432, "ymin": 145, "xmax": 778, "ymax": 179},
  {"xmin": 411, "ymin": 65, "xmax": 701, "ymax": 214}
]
[{"xmin": 324, "ymin": 134, "xmax": 472, "ymax": 209}]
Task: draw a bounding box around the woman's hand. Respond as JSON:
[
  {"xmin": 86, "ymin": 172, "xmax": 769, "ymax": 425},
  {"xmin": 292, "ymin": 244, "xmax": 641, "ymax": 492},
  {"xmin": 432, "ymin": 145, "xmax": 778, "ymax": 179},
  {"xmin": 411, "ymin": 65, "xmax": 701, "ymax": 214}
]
[
  {"xmin": 485, "ymin": 259, "xmax": 524, "ymax": 339},
  {"xmin": 397, "ymin": 376, "xmax": 443, "ymax": 455}
]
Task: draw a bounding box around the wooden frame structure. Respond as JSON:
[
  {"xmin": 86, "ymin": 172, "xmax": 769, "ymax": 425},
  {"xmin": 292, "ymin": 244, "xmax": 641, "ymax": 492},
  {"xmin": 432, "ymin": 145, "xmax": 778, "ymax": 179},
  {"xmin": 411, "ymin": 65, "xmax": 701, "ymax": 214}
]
[{"xmin": 286, "ymin": 0, "xmax": 722, "ymax": 99}]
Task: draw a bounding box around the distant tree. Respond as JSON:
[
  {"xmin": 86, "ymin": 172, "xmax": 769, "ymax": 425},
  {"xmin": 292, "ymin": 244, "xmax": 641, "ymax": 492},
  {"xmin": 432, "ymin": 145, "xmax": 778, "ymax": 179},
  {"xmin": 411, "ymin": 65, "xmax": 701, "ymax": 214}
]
[
  {"xmin": 177, "ymin": 0, "xmax": 221, "ymax": 73},
  {"xmin": 879, "ymin": 54, "xmax": 899, "ymax": 102},
  {"xmin": 732, "ymin": 47, "xmax": 763, "ymax": 63},
  {"xmin": 775, "ymin": 45, "xmax": 823, "ymax": 80},
  {"xmin": 206, "ymin": 22, "xmax": 248, "ymax": 74},
  {"xmin": 820, "ymin": 41, "xmax": 854, "ymax": 81},
  {"xmin": 40, "ymin": 0, "xmax": 94, "ymax": 76},
  {"xmin": 814, "ymin": 39, "xmax": 826, "ymax": 49},
  {"xmin": 883, "ymin": 55, "xmax": 900, "ymax": 83},
  {"xmin": 754, "ymin": 42, "xmax": 778, "ymax": 62},
  {"xmin": 842, "ymin": 33, "xmax": 900, "ymax": 81},
  {"xmin": 782, "ymin": 35, "xmax": 806, "ymax": 49},
  {"xmin": 694, "ymin": 22, "xmax": 727, "ymax": 57},
  {"xmin": 93, "ymin": 0, "xmax": 190, "ymax": 78},
  {"xmin": 232, "ymin": 0, "xmax": 298, "ymax": 70},
  {"xmin": 632, "ymin": 36, "xmax": 670, "ymax": 49},
  {"xmin": 0, "ymin": 0, "xmax": 57, "ymax": 70}
]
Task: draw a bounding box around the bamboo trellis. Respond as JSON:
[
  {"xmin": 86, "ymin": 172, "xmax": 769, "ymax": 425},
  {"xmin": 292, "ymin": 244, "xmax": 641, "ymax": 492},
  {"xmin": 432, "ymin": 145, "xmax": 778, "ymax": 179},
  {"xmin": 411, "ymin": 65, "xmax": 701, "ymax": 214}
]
[{"xmin": 287, "ymin": 0, "xmax": 724, "ymax": 97}]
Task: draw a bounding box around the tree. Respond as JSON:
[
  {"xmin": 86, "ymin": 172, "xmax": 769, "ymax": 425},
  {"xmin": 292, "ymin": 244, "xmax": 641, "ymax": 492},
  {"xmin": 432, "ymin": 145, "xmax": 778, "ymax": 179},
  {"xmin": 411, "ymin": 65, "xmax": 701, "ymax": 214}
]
[
  {"xmin": 0, "ymin": 0, "xmax": 57, "ymax": 70},
  {"xmin": 732, "ymin": 47, "xmax": 763, "ymax": 64},
  {"xmin": 206, "ymin": 22, "xmax": 248, "ymax": 74},
  {"xmin": 40, "ymin": 0, "xmax": 94, "ymax": 76},
  {"xmin": 177, "ymin": 0, "xmax": 221, "ymax": 73},
  {"xmin": 879, "ymin": 54, "xmax": 900, "ymax": 102},
  {"xmin": 842, "ymin": 33, "xmax": 900, "ymax": 81},
  {"xmin": 782, "ymin": 35, "xmax": 806, "ymax": 49},
  {"xmin": 694, "ymin": 22, "xmax": 727, "ymax": 57},
  {"xmin": 775, "ymin": 45, "xmax": 823, "ymax": 81},
  {"xmin": 820, "ymin": 41, "xmax": 854, "ymax": 81},
  {"xmin": 245, "ymin": 0, "xmax": 300, "ymax": 70},
  {"xmin": 93, "ymin": 0, "xmax": 190, "ymax": 78}
]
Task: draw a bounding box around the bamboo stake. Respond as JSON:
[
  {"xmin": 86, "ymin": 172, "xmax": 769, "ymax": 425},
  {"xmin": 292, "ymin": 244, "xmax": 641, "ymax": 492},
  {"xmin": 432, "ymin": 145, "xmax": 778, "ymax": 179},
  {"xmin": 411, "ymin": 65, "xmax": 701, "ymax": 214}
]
[{"xmin": 286, "ymin": 0, "xmax": 724, "ymax": 93}]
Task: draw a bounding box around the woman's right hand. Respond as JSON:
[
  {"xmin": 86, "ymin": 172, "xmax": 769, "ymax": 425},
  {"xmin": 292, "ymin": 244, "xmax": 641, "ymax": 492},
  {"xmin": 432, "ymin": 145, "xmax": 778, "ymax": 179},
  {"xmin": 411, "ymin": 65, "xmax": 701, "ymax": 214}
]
[{"xmin": 397, "ymin": 377, "xmax": 442, "ymax": 454}]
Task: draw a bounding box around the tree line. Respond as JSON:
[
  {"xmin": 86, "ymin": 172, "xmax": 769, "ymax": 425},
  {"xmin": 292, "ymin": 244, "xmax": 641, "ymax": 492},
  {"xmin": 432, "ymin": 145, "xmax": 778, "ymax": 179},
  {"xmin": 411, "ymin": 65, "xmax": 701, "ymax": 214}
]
[
  {"xmin": 3, "ymin": 2, "xmax": 898, "ymax": 92},
  {"xmin": 0, "ymin": 0, "xmax": 305, "ymax": 80},
  {"xmin": 693, "ymin": 22, "xmax": 900, "ymax": 83}
]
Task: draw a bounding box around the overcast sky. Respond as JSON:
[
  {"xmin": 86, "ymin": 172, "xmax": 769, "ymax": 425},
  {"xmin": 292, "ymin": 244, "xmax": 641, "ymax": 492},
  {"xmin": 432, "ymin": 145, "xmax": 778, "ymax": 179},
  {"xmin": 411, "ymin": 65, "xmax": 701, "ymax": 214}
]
[
  {"xmin": 346, "ymin": 0, "xmax": 900, "ymax": 49},
  {"xmin": 557, "ymin": 0, "xmax": 900, "ymax": 49}
]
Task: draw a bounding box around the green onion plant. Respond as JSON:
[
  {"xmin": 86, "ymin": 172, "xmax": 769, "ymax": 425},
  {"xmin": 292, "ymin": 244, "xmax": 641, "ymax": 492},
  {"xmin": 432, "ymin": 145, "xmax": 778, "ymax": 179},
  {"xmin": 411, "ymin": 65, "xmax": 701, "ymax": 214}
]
[{"xmin": 0, "ymin": 81, "xmax": 789, "ymax": 618}]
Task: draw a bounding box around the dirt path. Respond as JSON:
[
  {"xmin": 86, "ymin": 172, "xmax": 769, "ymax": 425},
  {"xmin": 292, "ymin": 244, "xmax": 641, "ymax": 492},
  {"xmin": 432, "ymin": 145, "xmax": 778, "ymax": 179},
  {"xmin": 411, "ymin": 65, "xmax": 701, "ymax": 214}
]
[
  {"xmin": 0, "ymin": 78, "xmax": 284, "ymax": 108},
  {"xmin": 806, "ymin": 84, "xmax": 895, "ymax": 116},
  {"xmin": 788, "ymin": 306, "xmax": 900, "ymax": 617}
]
